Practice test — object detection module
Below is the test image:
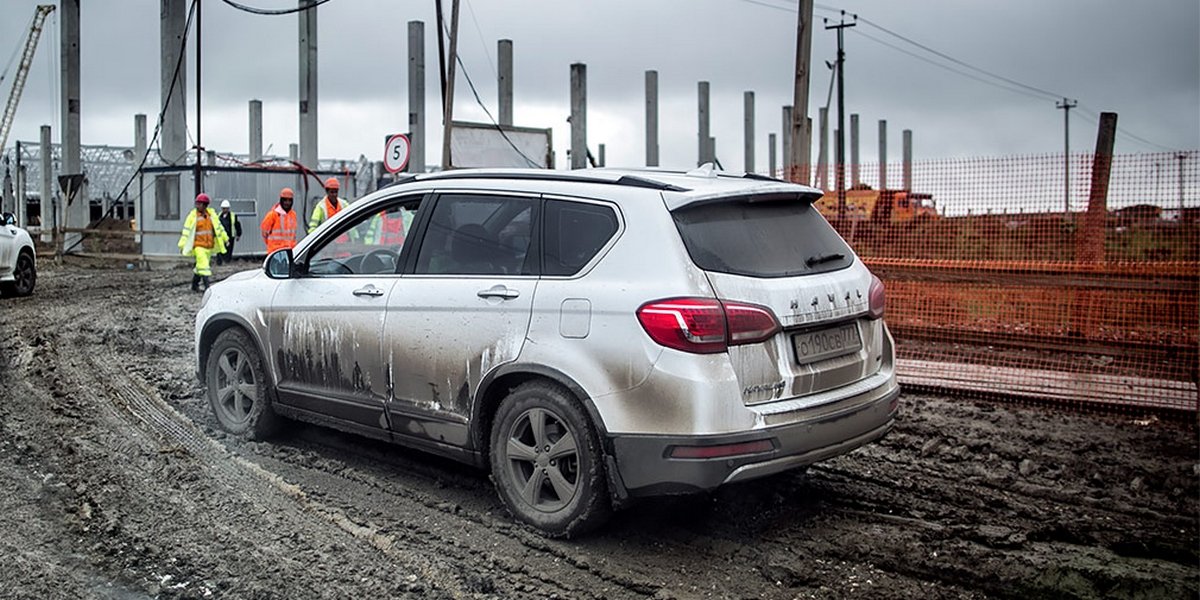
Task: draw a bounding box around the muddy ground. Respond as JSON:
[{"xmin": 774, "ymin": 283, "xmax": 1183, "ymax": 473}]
[{"xmin": 0, "ymin": 261, "xmax": 1196, "ymax": 599}]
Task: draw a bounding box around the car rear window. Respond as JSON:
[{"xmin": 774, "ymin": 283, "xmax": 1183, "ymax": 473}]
[{"xmin": 671, "ymin": 198, "xmax": 853, "ymax": 277}]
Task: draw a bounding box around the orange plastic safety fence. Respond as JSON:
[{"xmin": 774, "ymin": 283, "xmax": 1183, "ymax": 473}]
[{"xmin": 803, "ymin": 151, "xmax": 1199, "ymax": 417}]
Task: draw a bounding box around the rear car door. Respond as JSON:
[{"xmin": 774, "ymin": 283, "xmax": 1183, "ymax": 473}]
[
  {"xmin": 382, "ymin": 191, "xmax": 538, "ymax": 449},
  {"xmin": 670, "ymin": 195, "xmax": 887, "ymax": 407},
  {"xmin": 266, "ymin": 197, "xmax": 421, "ymax": 436}
]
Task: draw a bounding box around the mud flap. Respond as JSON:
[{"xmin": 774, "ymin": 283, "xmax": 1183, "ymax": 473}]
[{"xmin": 604, "ymin": 454, "xmax": 631, "ymax": 508}]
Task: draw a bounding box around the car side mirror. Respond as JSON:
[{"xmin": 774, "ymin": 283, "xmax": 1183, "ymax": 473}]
[
  {"xmin": 265, "ymin": 248, "xmax": 294, "ymax": 279},
  {"xmin": 1, "ymin": 212, "xmax": 15, "ymax": 226}
]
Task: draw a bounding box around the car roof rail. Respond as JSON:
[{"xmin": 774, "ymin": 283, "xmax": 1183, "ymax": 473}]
[{"xmin": 391, "ymin": 170, "xmax": 691, "ymax": 192}]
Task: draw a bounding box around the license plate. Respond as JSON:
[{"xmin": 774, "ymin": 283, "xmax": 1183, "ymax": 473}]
[{"xmin": 792, "ymin": 323, "xmax": 862, "ymax": 365}]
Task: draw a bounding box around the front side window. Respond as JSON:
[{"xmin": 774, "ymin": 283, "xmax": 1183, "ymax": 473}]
[
  {"xmin": 415, "ymin": 194, "xmax": 535, "ymax": 276},
  {"xmin": 308, "ymin": 198, "xmax": 421, "ymax": 275}
]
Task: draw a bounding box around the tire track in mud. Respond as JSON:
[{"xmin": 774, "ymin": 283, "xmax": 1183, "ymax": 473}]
[{"xmin": 15, "ymin": 267, "xmax": 659, "ymax": 598}]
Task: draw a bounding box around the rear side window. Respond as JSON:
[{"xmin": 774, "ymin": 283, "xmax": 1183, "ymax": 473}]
[
  {"xmin": 671, "ymin": 199, "xmax": 853, "ymax": 277},
  {"xmin": 543, "ymin": 200, "xmax": 618, "ymax": 276}
]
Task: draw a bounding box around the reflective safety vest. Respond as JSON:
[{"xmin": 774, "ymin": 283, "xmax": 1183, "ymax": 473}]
[
  {"xmin": 261, "ymin": 205, "xmax": 299, "ymax": 253},
  {"xmin": 178, "ymin": 207, "xmax": 228, "ymax": 256},
  {"xmin": 308, "ymin": 196, "xmax": 348, "ymax": 233},
  {"xmin": 193, "ymin": 212, "xmax": 215, "ymax": 249},
  {"xmin": 376, "ymin": 212, "xmax": 407, "ymax": 245}
]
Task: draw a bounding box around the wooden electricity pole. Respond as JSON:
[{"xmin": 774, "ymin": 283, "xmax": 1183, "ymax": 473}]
[
  {"xmin": 790, "ymin": 0, "xmax": 814, "ymax": 184},
  {"xmin": 439, "ymin": 0, "xmax": 460, "ymax": 170}
]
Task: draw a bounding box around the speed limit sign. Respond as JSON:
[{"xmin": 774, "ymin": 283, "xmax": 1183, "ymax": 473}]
[{"xmin": 383, "ymin": 133, "xmax": 411, "ymax": 173}]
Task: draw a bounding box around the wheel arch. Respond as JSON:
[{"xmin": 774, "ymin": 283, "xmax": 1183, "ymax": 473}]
[
  {"xmin": 198, "ymin": 314, "xmax": 272, "ymax": 383},
  {"xmin": 471, "ymin": 364, "xmax": 611, "ymax": 465}
]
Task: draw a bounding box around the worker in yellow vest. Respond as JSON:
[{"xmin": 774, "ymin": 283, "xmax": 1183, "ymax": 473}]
[
  {"xmin": 308, "ymin": 177, "xmax": 349, "ymax": 233},
  {"xmin": 178, "ymin": 193, "xmax": 228, "ymax": 292}
]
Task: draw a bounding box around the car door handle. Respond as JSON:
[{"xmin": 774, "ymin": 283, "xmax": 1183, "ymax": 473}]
[
  {"xmin": 353, "ymin": 285, "xmax": 385, "ymax": 297},
  {"xmin": 477, "ymin": 285, "xmax": 520, "ymax": 300}
]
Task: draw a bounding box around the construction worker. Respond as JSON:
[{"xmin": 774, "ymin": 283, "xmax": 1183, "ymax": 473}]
[
  {"xmin": 217, "ymin": 199, "xmax": 242, "ymax": 265},
  {"xmin": 178, "ymin": 193, "xmax": 228, "ymax": 292},
  {"xmin": 368, "ymin": 207, "xmax": 416, "ymax": 248},
  {"xmin": 308, "ymin": 177, "xmax": 348, "ymax": 233},
  {"xmin": 261, "ymin": 187, "xmax": 299, "ymax": 254}
]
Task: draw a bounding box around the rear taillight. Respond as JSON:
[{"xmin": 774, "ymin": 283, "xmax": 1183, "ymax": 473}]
[
  {"xmin": 868, "ymin": 275, "xmax": 886, "ymax": 319},
  {"xmin": 637, "ymin": 297, "xmax": 781, "ymax": 354}
]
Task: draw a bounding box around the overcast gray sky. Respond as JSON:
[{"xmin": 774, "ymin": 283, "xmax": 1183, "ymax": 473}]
[{"xmin": 2, "ymin": 0, "xmax": 1197, "ymax": 172}]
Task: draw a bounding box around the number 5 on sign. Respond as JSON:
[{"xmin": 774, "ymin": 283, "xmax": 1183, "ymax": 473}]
[{"xmin": 384, "ymin": 133, "xmax": 411, "ymax": 173}]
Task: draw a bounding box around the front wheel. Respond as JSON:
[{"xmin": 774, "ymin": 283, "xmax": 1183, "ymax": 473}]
[
  {"xmin": 489, "ymin": 381, "xmax": 611, "ymax": 538},
  {"xmin": 1, "ymin": 251, "xmax": 35, "ymax": 297},
  {"xmin": 205, "ymin": 328, "xmax": 280, "ymax": 440}
]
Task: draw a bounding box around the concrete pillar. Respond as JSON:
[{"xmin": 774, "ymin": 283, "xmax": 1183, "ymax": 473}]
[
  {"xmin": 878, "ymin": 120, "xmax": 888, "ymax": 189},
  {"xmin": 16, "ymin": 165, "xmax": 26, "ymax": 227},
  {"xmin": 645, "ymin": 70, "xmax": 658, "ymax": 167},
  {"xmin": 781, "ymin": 106, "xmax": 792, "ymax": 180},
  {"xmin": 135, "ymin": 114, "xmax": 147, "ymax": 228},
  {"xmin": 817, "ymin": 107, "xmax": 828, "ymax": 190},
  {"xmin": 39, "ymin": 126, "xmax": 51, "ymax": 242},
  {"xmin": 498, "ymin": 39, "xmax": 513, "ymax": 127},
  {"xmin": 698, "ymin": 82, "xmax": 711, "ymax": 166},
  {"xmin": 598, "ymin": 144, "xmax": 606, "ymax": 168},
  {"xmin": 249, "ymin": 100, "xmax": 263, "ymax": 162},
  {"xmin": 62, "ymin": 0, "xmax": 85, "ymax": 247},
  {"xmin": 850, "ymin": 113, "xmax": 860, "ymax": 187},
  {"xmin": 768, "ymin": 133, "xmax": 777, "ymax": 179},
  {"xmin": 160, "ymin": 0, "xmax": 187, "ymax": 165},
  {"xmin": 570, "ymin": 63, "xmax": 587, "ymax": 169},
  {"xmin": 408, "ymin": 21, "xmax": 425, "ymax": 173},
  {"xmin": 299, "ymin": 3, "xmax": 318, "ymax": 170},
  {"xmin": 902, "ymin": 129, "xmax": 912, "ymax": 191},
  {"xmin": 3, "ymin": 164, "xmax": 13, "ymax": 215},
  {"xmin": 743, "ymin": 92, "xmax": 755, "ymax": 173}
]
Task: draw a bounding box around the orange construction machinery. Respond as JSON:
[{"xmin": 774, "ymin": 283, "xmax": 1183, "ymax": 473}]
[{"xmin": 816, "ymin": 186, "xmax": 939, "ymax": 224}]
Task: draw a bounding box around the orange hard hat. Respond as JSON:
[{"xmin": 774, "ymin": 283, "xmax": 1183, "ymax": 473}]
[
  {"xmin": 279, "ymin": 187, "xmax": 294, "ymax": 199},
  {"xmin": 324, "ymin": 177, "xmax": 340, "ymax": 190}
]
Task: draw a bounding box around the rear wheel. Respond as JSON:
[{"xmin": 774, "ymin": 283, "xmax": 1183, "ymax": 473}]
[
  {"xmin": 489, "ymin": 381, "xmax": 611, "ymax": 538},
  {"xmin": 1, "ymin": 251, "xmax": 35, "ymax": 297},
  {"xmin": 205, "ymin": 328, "xmax": 279, "ymax": 439}
]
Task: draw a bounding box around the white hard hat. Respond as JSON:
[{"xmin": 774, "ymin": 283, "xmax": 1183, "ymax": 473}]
[{"xmin": 220, "ymin": 199, "xmax": 231, "ymax": 208}]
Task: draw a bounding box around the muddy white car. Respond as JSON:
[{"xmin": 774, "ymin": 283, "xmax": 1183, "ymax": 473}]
[
  {"xmin": 194, "ymin": 167, "xmax": 899, "ymax": 537},
  {"xmin": 0, "ymin": 212, "xmax": 37, "ymax": 297}
]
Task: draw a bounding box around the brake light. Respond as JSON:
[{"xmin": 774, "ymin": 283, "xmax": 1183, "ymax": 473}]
[
  {"xmin": 868, "ymin": 275, "xmax": 886, "ymax": 319},
  {"xmin": 637, "ymin": 298, "xmax": 781, "ymax": 354}
]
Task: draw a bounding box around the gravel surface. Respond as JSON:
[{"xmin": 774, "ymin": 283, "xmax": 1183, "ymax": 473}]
[{"xmin": 0, "ymin": 261, "xmax": 1195, "ymax": 599}]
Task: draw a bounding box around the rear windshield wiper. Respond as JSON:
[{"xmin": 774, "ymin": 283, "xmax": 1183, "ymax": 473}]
[{"xmin": 805, "ymin": 252, "xmax": 845, "ymax": 267}]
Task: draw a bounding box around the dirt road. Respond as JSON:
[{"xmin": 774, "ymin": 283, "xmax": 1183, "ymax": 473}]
[{"xmin": 0, "ymin": 262, "xmax": 1195, "ymax": 599}]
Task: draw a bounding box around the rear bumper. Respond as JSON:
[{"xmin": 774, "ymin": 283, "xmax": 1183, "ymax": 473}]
[{"xmin": 608, "ymin": 382, "xmax": 899, "ymax": 497}]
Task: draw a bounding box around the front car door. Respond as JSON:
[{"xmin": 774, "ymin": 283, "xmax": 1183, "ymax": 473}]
[
  {"xmin": 382, "ymin": 191, "xmax": 538, "ymax": 450},
  {"xmin": 266, "ymin": 196, "xmax": 423, "ymax": 438}
]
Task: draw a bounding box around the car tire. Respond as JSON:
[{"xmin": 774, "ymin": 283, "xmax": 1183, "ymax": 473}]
[
  {"xmin": 1, "ymin": 250, "xmax": 35, "ymax": 297},
  {"xmin": 205, "ymin": 328, "xmax": 280, "ymax": 440},
  {"xmin": 489, "ymin": 381, "xmax": 611, "ymax": 538}
]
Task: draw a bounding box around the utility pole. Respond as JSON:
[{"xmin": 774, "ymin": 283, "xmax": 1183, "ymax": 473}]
[
  {"xmin": 498, "ymin": 39, "xmax": 513, "ymax": 126},
  {"xmin": 1056, "ymin": 98, "xmax": 1077, "ymax": 215},
  {"xmin": 791, "ymin": 0, "xmax": 814, "ymax": 184},
  {"xmin": 1179, "ymin": 152, "xmax": 1187, "ymax": 220},
  {"xmin": 825, "ymin": 11, "xmax": 856, "ymax": 221},
  {"xmin": 440, "ymin": 0, "xmax": 460, "ymax": 169},
  {"xmin": 744, "ymin": 91, "xmax": 755, "ymax": 174},
  {"xmin": 194, "ymin": 0, "xmax": 202, "ymax": 197},
  {"xmin": 408, "ymin": 21, "xmax": 425, "ymax": 173},
  {"xmin": 570, "ymin": 63, "xmax": 587, "ymax": 169},
  {"xmin": 645, "ymin": 70, "xmax": 658, "ymax": 167},
  {"xmin": 299, "ymin": 0, "xmax": 318, "ymax": 173}
]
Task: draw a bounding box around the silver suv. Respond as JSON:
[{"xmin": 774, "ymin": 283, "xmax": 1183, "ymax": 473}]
[{"xmin": 195, "ymin": 167, "xmax": 899, "ymax": 537}]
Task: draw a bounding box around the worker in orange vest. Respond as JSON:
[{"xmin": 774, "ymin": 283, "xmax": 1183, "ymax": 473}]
[
  {"xmin": 178, "ymin": 193, "xmax": 228, "ymax": 292},
  {"xmin": 261, "ymin": 188, "xmax": 299, "ymax": 254}
]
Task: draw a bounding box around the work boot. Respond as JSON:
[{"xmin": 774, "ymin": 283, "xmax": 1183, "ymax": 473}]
[
  {"xmin": 191, "ymin": 274, "xmax": 201, "ymax": 293},
  {"xmin": 202, "ymin": 276, "xmax": 211, "ymax": 290}
]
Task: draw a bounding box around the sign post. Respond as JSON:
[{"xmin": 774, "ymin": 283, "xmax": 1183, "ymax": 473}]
[{"xmin": 384, "ymin": 133, "xmax": 411, "ymax": 173}]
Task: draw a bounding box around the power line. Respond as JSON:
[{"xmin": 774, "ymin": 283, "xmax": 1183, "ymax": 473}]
[
  {"xmin": 1074, "ymin": 104, "xmax": 1177, "ymax": 153},
  {"xmin": 849, "ymin": 28, "xmax": 1051, "ymax": 103},
  {"xmin": 219, "ymin": 0, "xmax": 333, "ymax": 16}
]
